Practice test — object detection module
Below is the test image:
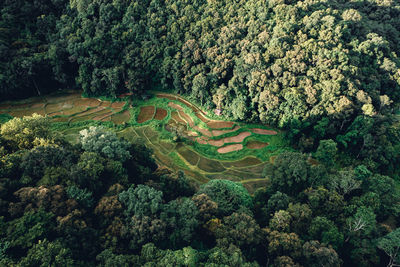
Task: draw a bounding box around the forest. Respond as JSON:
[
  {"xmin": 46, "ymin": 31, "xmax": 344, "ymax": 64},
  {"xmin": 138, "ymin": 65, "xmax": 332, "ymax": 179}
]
[{"xmin": 0, "ymin": 0, "xmax": 400, "ymax": 266}]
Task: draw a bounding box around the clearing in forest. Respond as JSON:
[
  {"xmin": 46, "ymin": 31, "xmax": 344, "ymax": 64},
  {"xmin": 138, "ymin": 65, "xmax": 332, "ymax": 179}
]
[{"xmin": 0, "ymin": 91, "xmax": 288, "ymax": 193}]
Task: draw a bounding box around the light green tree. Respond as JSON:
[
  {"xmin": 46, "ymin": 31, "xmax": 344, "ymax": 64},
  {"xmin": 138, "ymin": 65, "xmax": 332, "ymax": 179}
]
[
  {"xmin": 80, "ymin": 126, "xmax": 131, "ymax": 162},
  {"xmin": 0, "ymin": 114, "xmax": 55, "ymax": 150}
]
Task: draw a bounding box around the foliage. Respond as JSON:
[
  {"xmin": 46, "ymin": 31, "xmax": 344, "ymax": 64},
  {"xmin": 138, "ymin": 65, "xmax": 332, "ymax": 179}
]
[
  {"xmin": 265, "ymin": 152, "xmax": 315, "ymax": 196},
  {"xmin": 329, "ymin": 170, "xmax": 362, "ymax": 196},
  {"xmin": 314, "ymin": 139, "xmax": 337, "ymax": 167},
  {"xmin": 18, "ymin": 239, "xmax": 74, "ymax": 267},
  {"xmin": 0, "ymin": 112, "xmax": 397, "ymax": 266},
  {"xmin": 216, "ymin": 212, "xmax": 263, "ymax": 248},
  {"xmin": 21, "ymin": 145, "xmax": 75, "ymax": 184},
  {"xmin": 302, "ymin": 241, "xmax": 341, "ymax": 267},
  {"xmin": 0, "ymin": 0, "xmax": 72, "ymax": 99},
  {"xmin": 139, "ymin": 243, "xmax": 199, "ymax": 267},
  {"xmin": 377, "ymin": 228, "xmax": 400, "ymax": 267},
  {"xmin": 71, "ymin": 152, "xmax": 106, "ymax": 193},
  {"xmin": 346, "ymin": 206, "xmax": 377, "ymax": 239},
  {"xmin": 0, "ymin": 114, "xmax": 56, "ymax": 150},
  {"xmin": 267, "ymin": 191, "xmax": 290, "ymax": 218},
  {"xmin": 96, "ymin": 249, "xmax": 138, "ymax": 267},
  {"xmin": 161, "ymin": 197, "xmax": 199, "ymax": 247},
  {"xmin": 80, "ymin": 126, "xmax": 131, "ymax": 162},
  {"xmin": 197, "ymin": 179, "xmax": 252, "ymax": 216},
  {"xmin": 309, "ymin": 217, "xmax": 344, "ymax": 250},
  {"xmin": 7, "ymin": 209, "xmax": 55, "ymax": 250},
  {"xmin": 118, "ymin": 185, "xmax": 163, "ymax": 218},
  {"xmin": 66, "ymin": 186, "xmax": 94, "ymax": 208},
  {"xmin": 205, "ymin": 244, "xmax": 259, "ymax": 267}
]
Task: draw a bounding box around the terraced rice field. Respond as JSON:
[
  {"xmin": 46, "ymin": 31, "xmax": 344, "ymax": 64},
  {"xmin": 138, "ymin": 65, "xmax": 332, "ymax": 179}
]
[
  {"xmin": 0, "ymin": 91, "xmax": 288, "ymax": 192},
  {"xmin": 117, "ymin": 125, "xmax": 274, "ymax": 192},
  {"xmin": 0, "ymin": 90, "xmax": 130, "ymax": 125},
  {"xmin": 127, "ymin": 92, "xmax": 287, "ymax": 192}
]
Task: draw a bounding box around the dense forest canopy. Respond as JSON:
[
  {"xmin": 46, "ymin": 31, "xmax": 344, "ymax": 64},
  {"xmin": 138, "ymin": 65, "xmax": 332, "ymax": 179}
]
[
  {"xmin": 2, "ymin": 0, "xmax": 400, "ymax": 116},
  {"xmin": 0, "ymin": 115, "xmax": 399, "ymax": 266},
  {"xmin": 1, "ymin": 0, "xmax": 400, "ymax": 266}
]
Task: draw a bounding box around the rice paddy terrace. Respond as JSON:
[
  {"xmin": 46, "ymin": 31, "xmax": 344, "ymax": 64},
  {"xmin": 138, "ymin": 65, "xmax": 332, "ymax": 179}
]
[{"xmin": 0, "ymin": 91, "xmax": 289, "ymax": 193}]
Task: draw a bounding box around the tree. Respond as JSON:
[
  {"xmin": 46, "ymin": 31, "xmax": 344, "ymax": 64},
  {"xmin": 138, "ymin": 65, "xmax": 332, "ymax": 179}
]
[
  {"xmin": 377, "ymin": 228, "xmax": 400, "ymax": 267},
  {"xmin": 96, "ymin": 249, "xmax": 138, "ymax": 267},
  {"xmin": 196, "ymin": 180, "xmax": 252, "ymax": 216},
  {"xmin": 20, "ymin": 145, "xmax": 75, "ymax": 185},
  {"xmin": 161, "ymin": 198, "xmax": 199, "ymax": 247},
  {"xmin": 329, "ymin": 170, "xmax": 362, "ymax": 196},
  {"xmin": 314, "ymin": 139, "xmax": 337, "ymax": 167},
  {"xmin": 265, "ymin": 152, "xmax": 313, "ymax": 196},
  {"xmin": 0, "ymin": 114, "xmax": 56, "ymax": 150},
  {"xmin": 305, "ymin": 187, "xmax": 345, "ymax": 221},
  {"xmin": 269, "ymin": 210, "xmax": 292, "ymax": 232},
  {"xmin": 286, "ymin": 203, "xmax": 312, "ymax": 234},
  {"xmin": 7, "ymin": 209, "xmax": 55, "ymax": 250},
  {"xmin": 80, "ymin": 126, "xmax": 131, "ymax": 162},
  {"xmin": 155, "ymin": 171, "xmax": 195, "ymax": 201},
  {"xmin": 266, "ymin": 229, "xmax": 302, "ymax": 260},
  {"xmin": 192, "ymin": 73, "xmax": 209, "ymax": 106},
  {"xmin": 215, "ymin": 212, "xmax": 263, "ymax": 249},
  {"xmin": 302, "ymin": 240, "xmax": 341, "ymax": 267},
  {"xmin": 94, "ymin": 194, "xmax": 122, "ymax": 223},
  {"xmin": 18, "ymin": 239, "xmax": 74, "ymax": 267},
  {"xmin": 365, "ymin": 174, "xmax": 400, "ymax": 219},
  {"xmin": 9, "ymin": 185, "xmax": 78, "ymax": 218},
  {"xmin": 205, "ymin": 244, "xmax": 259, "ymax": 267},
  {"xmin": 126, "ymin": 215, "xmax": 166, "ymax": 250},
  {"xmin": 66, "ymin": 186, "xmax": 94, "ymax": 208},
  {"xmin": 273, "ymin": 256, "xmax": 301, "ymax": 267},
  {"xmin": 71, "ymin": 152, "xmax": 106, "ymax": 193},
  {"xmin": 118, "ymin": 185, "xmax": 163, "ymax": 218},
  {"xmin": 308, "ymin": 216, "xmax": 344, "ymax": 250},
  {"xmin": 0, "ymin": 0, "xmax": 70, "ymax": 100},
  {"xmin": 191, "ymin": 193, "xmax": 218, "ymax": 222},
  {"xmin": 345, "ymin": 206, "xmax": 376, "ymax": 241},
  {"xmin": 252, "ymin": 188, "xmax": 270, "ymax": 227},
  {"xmin": 139, "ymin": 243, "xmax": 199, "ymax": 266},
  {"xmin": 267, "ymin": 191, "xmax": 290, "ymax": 217}
]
